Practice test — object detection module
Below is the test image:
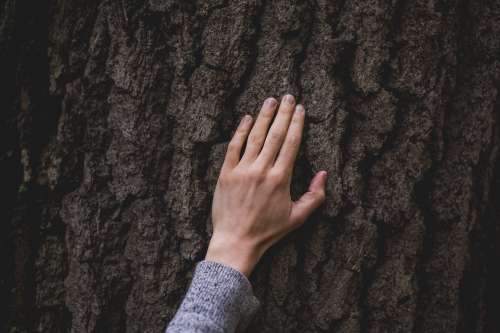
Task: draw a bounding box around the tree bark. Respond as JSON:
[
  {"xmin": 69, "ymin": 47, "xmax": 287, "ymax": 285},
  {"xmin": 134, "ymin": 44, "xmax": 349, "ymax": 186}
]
[{"xmin": 1, "ymin": 0, "xmax": 499, "ymax": 332}]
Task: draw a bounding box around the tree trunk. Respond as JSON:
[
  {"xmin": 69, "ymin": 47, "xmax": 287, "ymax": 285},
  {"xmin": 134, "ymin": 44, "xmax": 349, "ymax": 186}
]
[{"xmin": 1, "ymin": 0, "xmax": 499, "ymax": 332}]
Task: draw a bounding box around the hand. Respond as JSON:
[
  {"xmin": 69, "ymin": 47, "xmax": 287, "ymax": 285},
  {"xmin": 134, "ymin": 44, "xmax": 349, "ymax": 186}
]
[{"xmin": 205, "ymin": 94, "xmax": 327, "ymax": 276}]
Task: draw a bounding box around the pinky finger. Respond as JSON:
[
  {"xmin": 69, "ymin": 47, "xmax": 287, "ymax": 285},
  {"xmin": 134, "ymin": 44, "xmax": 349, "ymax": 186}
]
[{"xmin": 223, "ymin": 115, "xmax": 253, "ymax": 169}]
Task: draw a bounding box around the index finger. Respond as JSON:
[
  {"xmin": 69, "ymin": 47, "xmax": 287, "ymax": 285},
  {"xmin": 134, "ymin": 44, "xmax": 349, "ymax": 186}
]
[{"xmin": 273, "ymin": 104, "xmax": 305, "ymax": 172}]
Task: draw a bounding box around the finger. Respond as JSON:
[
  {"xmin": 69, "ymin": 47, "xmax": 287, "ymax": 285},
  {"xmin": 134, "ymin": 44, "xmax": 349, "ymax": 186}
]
[
  {"xmin": 289, "ymin": 171, "xmax": 327, "ymax": 226},
  {"xmin": 223, "ymin": 115, "xmax": 253, "ymax": 169},
  {"xmin": 256, "ymin": 94, "xmax": 296, "ymax": 166},
  {"xmin": 274, "ymin": 104, "xmax": 305, "ymax": 173},
  {"xmin": 241, "ymin": 97, "xmax": 278, "ymax": 163}
]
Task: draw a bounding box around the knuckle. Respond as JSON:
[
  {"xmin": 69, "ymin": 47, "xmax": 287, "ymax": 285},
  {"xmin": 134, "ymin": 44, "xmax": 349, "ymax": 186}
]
[
  {"xmin": 288, "ymin": 136, "xmax": 300, "ymax": 148},
  {"xmin": 269, "ymin": 131, "xmax": 282, "ymax": 143},
  {"xmin": 217, "ymin": 172, "xmax": 230, "ymax": 186},
  {"xmin": 227, "ymin": 141, "xmax": 237, "ymax": 152},
  {"xmin": 268, "ymin": 168, "xmax": 286, "ymax": 185},
  {"xmin": 247, "ymin": 165, "xmax": 266, "ymax": 182},
  {"xmin": 248, "ymin": 133, "xmax": 261, "ymax": 146},
  {"xmin": 316, "ymin": 190, "xmax": 326, "ymax": 202}
]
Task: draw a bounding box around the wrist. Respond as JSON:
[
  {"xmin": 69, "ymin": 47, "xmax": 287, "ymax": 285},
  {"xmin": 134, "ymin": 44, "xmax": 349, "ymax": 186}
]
[{"xmin": 205, "ymin": 234, "xmax": 262, "ymax": 277}]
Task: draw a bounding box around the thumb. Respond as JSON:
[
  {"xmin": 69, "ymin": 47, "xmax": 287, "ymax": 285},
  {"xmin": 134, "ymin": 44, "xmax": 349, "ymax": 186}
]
[{"xmin": 289, "ymin": 171, "xmax": 327, "ymax": 226}]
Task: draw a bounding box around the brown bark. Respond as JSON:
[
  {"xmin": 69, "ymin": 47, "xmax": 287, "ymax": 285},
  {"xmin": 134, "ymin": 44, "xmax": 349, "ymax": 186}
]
[{"xmin": 1, "ymin": 0, "xmax": 499, "ymax": 332}]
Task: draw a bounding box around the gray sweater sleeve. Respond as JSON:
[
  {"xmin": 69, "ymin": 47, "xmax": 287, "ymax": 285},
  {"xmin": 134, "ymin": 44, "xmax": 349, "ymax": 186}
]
[{"xmin": 166, "ymin": 260, "xmax": 260, "ymax": 333}]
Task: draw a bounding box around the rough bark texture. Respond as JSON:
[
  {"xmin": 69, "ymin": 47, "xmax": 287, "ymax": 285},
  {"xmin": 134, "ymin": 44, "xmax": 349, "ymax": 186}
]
[{"xmin": 1, "ymin": 0, "xmax": 499, "ymax": 332}]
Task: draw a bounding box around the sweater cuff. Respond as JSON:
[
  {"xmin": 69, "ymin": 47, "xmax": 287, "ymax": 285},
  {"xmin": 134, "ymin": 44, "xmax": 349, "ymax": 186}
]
[{"xmin": 180, "ymin": 260, "xmax": 260, "ymax": 332}]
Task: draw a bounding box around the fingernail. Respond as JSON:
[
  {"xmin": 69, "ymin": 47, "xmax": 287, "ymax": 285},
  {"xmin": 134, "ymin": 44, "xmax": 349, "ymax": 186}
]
[
  {"xmin": 296, "ymin": 104, "xmax": 305, "ymax": 114},
  {"xmin": 265, "ymin": 97, "xmax": 277, "ymax": 107},
  {"xmin": 243, "ymin": 115, "xmax": 252, "ymax": 123},
  {"xmin": 283, "ymin": 94, "xmax": 295, "ymax": 104}
]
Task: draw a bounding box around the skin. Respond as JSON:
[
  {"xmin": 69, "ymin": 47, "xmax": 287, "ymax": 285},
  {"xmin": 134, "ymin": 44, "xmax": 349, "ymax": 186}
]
[{"xmin": 206, "ymin": 94, "xmax": 327, "ymax": 277}]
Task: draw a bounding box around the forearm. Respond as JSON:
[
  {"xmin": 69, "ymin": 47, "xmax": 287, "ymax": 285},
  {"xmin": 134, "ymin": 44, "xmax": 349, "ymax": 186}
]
[{"xmin": 166, "ymin": 260, "xmax": 260, "ymax": 333}]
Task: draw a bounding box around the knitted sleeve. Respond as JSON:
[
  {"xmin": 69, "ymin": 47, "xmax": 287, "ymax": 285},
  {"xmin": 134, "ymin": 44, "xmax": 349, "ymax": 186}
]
[{"xmin": 165, "ymin": 260, "xmax": 260, "ymax": 333}]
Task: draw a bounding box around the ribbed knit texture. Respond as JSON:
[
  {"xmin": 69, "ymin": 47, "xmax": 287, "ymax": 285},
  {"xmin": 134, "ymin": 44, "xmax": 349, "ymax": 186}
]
[{"xmin": 166, "ymin": 260, "xmax": 260, "ymax": 333}]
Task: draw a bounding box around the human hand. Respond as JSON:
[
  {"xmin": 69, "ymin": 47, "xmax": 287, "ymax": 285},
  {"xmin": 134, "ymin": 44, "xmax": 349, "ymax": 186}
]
[{"xmin": 205, "ymin": 94, "xmax": 327, "ymax": 276}]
